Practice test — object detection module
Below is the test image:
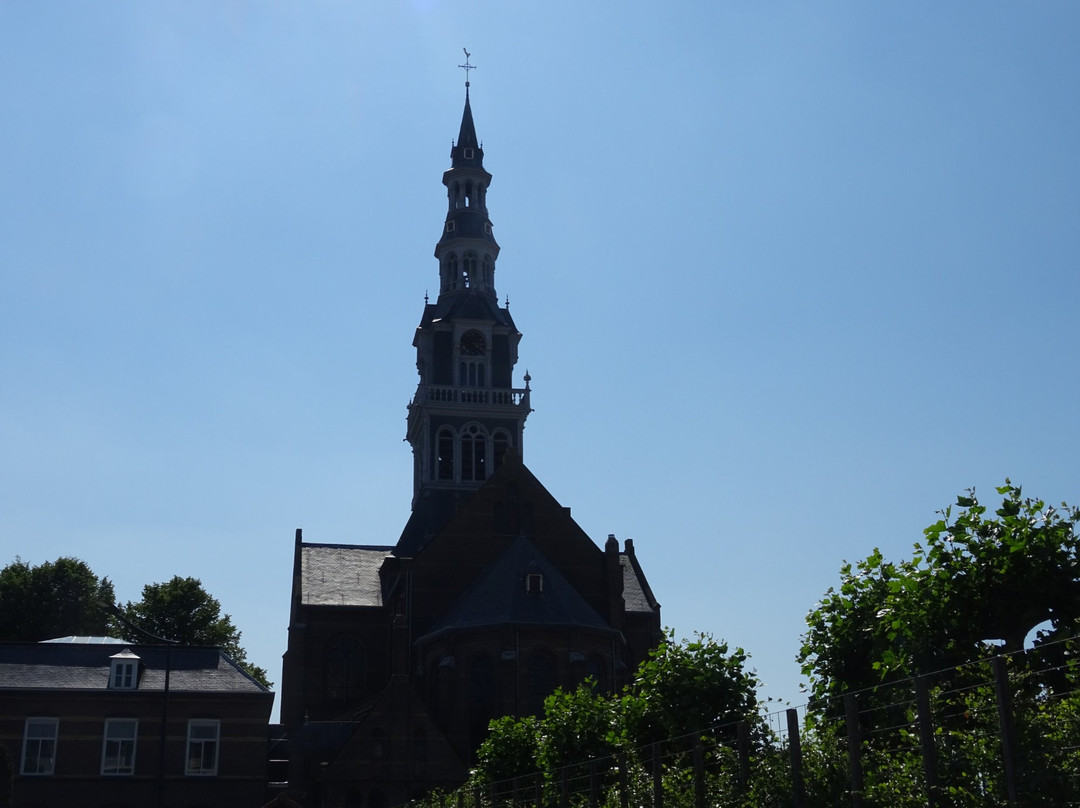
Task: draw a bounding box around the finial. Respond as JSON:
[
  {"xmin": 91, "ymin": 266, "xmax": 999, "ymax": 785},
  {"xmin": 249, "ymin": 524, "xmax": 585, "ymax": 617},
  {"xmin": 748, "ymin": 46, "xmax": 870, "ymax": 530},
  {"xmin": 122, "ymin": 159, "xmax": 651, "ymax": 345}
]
[
  {"xmin": 524, "ymin": 369, "xmax": 531, "ymax": 389},
  {"xmin": 424, "ymin": 290, "xmax": 429, "ymax": 304},
  {"xmin": 504, "ymin": 294, "xmax": 510, "ymax": 309},
  {"xmin": 458, "ymin": 48, "xmax": 475, "ymax": 89}
]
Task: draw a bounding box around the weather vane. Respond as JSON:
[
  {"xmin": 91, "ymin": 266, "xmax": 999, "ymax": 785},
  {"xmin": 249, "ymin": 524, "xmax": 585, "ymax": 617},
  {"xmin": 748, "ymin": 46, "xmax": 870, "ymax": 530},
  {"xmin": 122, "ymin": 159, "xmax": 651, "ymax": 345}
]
[{"xmin": 458, "ymin": 48, "xmax": 475, "ymax": 88}]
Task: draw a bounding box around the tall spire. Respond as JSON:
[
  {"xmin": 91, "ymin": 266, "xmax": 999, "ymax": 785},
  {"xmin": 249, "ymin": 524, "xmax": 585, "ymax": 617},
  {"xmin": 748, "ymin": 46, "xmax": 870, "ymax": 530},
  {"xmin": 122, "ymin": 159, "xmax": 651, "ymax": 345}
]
[
  {"xmin": 404, "ymin": 68, "xmax": 531, "ymax": 513},
  {"xmin": 452, "ymin": 49, "xmax": 482, "ymax": 170}
]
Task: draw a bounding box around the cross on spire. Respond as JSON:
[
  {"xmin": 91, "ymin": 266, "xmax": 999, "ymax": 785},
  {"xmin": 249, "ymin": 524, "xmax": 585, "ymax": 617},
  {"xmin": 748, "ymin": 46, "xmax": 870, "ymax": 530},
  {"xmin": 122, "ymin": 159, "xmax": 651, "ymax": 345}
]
[{"xmin": 458, "ymin": 48, "xmax": 475, "ymax": 88}]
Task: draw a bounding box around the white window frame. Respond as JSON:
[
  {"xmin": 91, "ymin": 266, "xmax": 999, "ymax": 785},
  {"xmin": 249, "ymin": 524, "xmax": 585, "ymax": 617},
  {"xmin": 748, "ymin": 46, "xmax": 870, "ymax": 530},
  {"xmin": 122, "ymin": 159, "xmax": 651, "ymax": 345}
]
[
  {"xmin": 186, "ymin": 719, "xmax": 220, "ymax": 776},
  {"xmin": 21, "ymin": 717, "xmax": 58, "ymax": 775},
  {"xmin": 110, "ymin": 659, "xmax": 136, "ymax": 689},
  {"xmin": 101, "ymin": 718, "xmax": 138, "ymax": 776}
]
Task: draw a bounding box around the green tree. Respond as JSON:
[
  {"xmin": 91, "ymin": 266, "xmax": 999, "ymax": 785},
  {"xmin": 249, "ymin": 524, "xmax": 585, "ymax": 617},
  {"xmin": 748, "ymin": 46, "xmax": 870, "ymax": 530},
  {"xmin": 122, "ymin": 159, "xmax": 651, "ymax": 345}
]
[
  {"xmin": 473, "ymin": 631, "xmax": 764, "ymax": 789},
  {"xmin": 627, "ymin": 629, "xmax": 764, "ymax": 749},
  {"xmin": 0, "ymin": 557, "xmax": 116, "ymax": 641},
  {"xmin": 122, "ymin": 575, "xmax": 271, "ymax": 687},
  {"xmin": 799, "ymin": 480, "xmax": 1080, "ymax": 705}
]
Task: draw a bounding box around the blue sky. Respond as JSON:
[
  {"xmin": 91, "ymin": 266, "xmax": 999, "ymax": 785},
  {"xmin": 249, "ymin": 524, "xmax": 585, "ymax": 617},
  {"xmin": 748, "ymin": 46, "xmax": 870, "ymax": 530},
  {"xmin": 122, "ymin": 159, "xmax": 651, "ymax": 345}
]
[{"xmin": 2, "ymin": 2, "xmax": 1079, "ymax": 717}]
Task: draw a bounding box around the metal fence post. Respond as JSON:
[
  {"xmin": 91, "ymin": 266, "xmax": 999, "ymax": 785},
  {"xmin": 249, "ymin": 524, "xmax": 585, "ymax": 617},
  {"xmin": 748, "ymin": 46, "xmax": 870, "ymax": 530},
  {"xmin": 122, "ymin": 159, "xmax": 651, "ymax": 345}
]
[
  {"xmin": 787, "ymin": 708, "xmax": 807, "ymax": 808},
  {"xmin": 652, "ymin": 742, "xmax": 663, "ymax": 808},
  {"xmin": 737, "ymin": 719, "xmax": 750, "ymax": 795},
  {"xmin": 618, "ymin": 752, "xmax": 629, "ymax": 808},
  {"xmin": 844, "ymin": 693, "xmax": 864, "ymax": 808},
  {"xmin": 992, "ymin": 655, "xmax": 1019, "ymax": 806},
  {"xmin": 693, "ymin": 736, "xmax": 705, "ymax": 808},
  {"xmin": 915, "ymin": 675, "xmax": 940, "ymax": 808},
  {"xmin": 589, "ymin": 759, "xmax": 599, "ymax": 808}
]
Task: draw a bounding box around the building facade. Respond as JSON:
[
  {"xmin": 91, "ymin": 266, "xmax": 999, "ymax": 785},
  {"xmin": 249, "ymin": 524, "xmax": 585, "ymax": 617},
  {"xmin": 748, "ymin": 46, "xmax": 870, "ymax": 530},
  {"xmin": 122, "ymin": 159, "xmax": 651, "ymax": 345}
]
[
  {"xmin": 279, "ymin": 86, "xmax": 662, "ymax": 808},
  {"xmin": 0, "ymin": 639, "xmax": 274, "ymax": 808}
]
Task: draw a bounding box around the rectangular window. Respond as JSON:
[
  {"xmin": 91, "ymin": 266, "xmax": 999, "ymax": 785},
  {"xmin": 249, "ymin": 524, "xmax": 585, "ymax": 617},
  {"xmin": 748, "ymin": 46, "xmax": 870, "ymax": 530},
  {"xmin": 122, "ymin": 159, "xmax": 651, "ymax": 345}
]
[
  {"xmin": 101, "ymin": 719, "xmax": 137, "ymax": 775},
  {"xmin": 186, "ymin": 720, "xmax": 220, "ymax": 776},
  {"xmin": 21, "ymin": 718, "xmax": 58, "ymax": 775},
  {"xmin": 111, "ymin": 660, "xmax": 136, "ymax": 689}
]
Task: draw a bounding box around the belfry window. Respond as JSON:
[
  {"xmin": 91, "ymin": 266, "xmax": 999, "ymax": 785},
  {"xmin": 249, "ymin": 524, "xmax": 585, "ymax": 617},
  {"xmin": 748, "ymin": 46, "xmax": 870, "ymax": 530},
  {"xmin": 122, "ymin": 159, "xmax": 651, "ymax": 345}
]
[
  {"xmin": 461, "ymin": 424, "xmax": 487, "ymax": 482},
  {"xmin": 493, "ymin": 430, "xmax": 511, "ymax": 472},
  {"xmin": 463, "ymin": 251, "xmax": 477, "ymax": 288},
  {"xmin": 437, "ymin": 429, "xmax": 454, "ymax": 481}
]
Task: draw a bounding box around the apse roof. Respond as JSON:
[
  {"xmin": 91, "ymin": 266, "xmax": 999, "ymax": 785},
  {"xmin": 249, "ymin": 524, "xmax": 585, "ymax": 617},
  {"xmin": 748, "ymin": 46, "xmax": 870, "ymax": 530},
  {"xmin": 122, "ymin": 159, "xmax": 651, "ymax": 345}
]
[{"xmin": 419, "ymin": 536, "xmax": 614, "ymax": 640}]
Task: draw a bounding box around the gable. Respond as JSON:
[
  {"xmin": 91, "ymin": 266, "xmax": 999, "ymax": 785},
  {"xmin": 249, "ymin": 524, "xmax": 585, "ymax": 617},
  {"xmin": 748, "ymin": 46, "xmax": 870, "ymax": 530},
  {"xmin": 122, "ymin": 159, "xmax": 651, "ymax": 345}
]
[{"xmin": 399, "ymin": 456, "xmax": 611, "ymax": 636}]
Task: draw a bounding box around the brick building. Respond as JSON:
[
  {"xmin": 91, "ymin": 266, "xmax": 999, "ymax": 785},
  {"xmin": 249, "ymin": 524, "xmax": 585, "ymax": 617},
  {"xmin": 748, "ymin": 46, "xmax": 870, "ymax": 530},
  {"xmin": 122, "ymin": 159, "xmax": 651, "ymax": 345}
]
[
  {"xmin": 279, "ymin": 83, "xmax": 662, "ymax": 807},
  {"xmin": 0, "ymin": 638, "xmax": 274, "ymax": 807}
]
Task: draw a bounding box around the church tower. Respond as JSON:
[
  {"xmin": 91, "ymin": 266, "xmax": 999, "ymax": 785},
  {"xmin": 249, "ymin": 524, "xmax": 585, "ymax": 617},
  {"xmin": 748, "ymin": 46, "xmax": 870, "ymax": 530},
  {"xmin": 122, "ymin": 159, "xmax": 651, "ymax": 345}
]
[
  {"xmin": 280, "ymin": 69, "xmax": 661, "ymax": 807},
  {"xmin": 405, "ymin": 85, "xmax": 531, "ymax": 506}
]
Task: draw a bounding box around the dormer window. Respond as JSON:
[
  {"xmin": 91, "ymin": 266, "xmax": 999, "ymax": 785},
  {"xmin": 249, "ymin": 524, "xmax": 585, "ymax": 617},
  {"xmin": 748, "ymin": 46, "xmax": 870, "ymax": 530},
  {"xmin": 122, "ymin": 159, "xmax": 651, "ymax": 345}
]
[
  {"xmin": 445, "ymin": 221, "xmax": 455, "ymax": 233},
  {"xmin": 109, "ymin": 650, "xmax": 140, "ymax": 690},
  {"xmin": 463, "ymin": 147, "xmax": 474, "ymax": 159},
  {"xmin": 526, "ymin": 573, "xmax": 544, "ymax": 594}
]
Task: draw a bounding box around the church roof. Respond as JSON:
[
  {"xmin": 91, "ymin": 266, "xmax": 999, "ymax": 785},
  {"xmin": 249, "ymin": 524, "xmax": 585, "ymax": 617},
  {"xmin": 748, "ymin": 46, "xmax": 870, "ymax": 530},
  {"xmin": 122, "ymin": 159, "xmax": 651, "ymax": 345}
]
[
  {"xmin": 417, "ymin": 292, "xmax": 517, "ymax": 331},
  {"xmin": 300, "ymin": 543, "xmax": 391, "ymax": 607},
  {"xmin": 394, "ymin": 490, "xmax": 462, "ymax": 558},
  {"xmin": 450, "ymin": 88, "xmax": 484, "ymax": 170},
  {"xmin": 418, "ymin": 536, "xmax": 614, "ymax": 640},
  {"xmin": 621, "ymin": 552, "xmax": 659, "ymax": 613}
]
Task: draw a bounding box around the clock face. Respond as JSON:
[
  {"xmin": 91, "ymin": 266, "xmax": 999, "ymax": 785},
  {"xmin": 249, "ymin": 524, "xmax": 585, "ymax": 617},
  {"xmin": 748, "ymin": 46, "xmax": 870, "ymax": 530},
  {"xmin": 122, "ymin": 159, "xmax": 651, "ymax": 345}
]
[{"xmin": 461, "ymin": 331, "xmax": 485, "ymax": 356}]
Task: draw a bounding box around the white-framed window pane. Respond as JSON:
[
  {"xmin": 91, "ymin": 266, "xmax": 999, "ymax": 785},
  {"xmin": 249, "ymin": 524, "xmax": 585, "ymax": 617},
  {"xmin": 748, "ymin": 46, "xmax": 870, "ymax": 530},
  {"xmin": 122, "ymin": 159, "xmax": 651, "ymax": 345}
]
[
  {"xmin": 101, "ymin": 719, "xmax": 137, "ymax": 775},
  {"xmin": 21, "ymin": 718, "xmax": 58, "ymax": 775},
  {"xmin": 186, "ymin": 719, "xmax": 220, "ymax": 776}
]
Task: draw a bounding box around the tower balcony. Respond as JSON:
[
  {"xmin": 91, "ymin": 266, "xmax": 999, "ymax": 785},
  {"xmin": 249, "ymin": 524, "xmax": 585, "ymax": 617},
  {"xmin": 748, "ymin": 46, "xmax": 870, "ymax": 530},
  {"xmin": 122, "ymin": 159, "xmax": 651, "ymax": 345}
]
[{"xmin": 412, "ymin": 384, "xmax": 530, "ymax": 408}]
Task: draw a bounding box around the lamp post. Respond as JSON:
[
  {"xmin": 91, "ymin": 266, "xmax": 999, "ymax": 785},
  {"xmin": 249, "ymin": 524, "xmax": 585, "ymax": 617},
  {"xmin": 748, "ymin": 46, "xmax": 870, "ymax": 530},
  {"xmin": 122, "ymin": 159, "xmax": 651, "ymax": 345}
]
[{"xmin": 101, "ymin": 602, "xmax": 178, "ymax": 808}]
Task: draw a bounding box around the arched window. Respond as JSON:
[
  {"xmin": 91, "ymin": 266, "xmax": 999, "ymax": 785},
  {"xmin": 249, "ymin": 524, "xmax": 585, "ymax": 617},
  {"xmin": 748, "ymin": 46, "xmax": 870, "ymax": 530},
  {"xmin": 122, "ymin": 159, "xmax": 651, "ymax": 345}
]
[
  {"xmin": 469, "ymin": 655, "xmax": 494, "ymax": 749},
  {"xmin": 461, "ymin": 424, "xmax": 487, "ymax": 482},
  {"xmin": 446, "ymin": 254, "xmax": 459, "ymax": 290},
  {"xmin": 482, "ymin": 255, "xmax": 494, "ymax": 286},
  {"xmin": 527, "ymin": 650, "xmax": 556, "ymax": 716},
  {"xmin": 463, "ymin": 251, "xmax": 477, "ymax": 288},
  {"xmin": 437, "ymin": 428, "xmax": 455, "ymax": 481},
  {"xmin": 326, "ymin": 635, "xmax": 364, "ymax": 701},
  {"xmin": 493, "ymin": 431, "xmax": 511, "ymax": 472}
]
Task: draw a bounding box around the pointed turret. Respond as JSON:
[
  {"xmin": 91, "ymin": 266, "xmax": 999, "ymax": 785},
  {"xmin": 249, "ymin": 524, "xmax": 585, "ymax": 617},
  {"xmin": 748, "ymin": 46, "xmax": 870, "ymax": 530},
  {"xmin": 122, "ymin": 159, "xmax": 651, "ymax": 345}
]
[
  {"xmin": 435, "ymin": 89, "xmax": 498, "ymax": 298},
  {"xmin": 451, "ymin": 89, "xmax": 483, "ymax": 169}
]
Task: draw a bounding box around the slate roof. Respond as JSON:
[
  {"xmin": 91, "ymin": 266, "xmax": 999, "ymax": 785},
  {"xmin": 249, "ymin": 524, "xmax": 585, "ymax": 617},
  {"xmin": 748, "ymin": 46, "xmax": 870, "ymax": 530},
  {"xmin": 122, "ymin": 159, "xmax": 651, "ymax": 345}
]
[
  {"xmin": 620, "ymin": 552, "xmax": 659, "ymax": 613},
  {"xmin": 416, "ymin": 293, "xmax": 518, "ymax": 332},
  {"xmin": 301, "ymin": 543, "xmax": 391, "ymax": 607},
  {"xmin": 0, "ymin": 642, "xmax": 268, "ymax": 692},
  {"xmin": 394, "ymin": 489, "xmax": 464, "ymax": 557},
  {"xmin": 419, "ymin": 536, "xmax": 615, "ymax": 640}
]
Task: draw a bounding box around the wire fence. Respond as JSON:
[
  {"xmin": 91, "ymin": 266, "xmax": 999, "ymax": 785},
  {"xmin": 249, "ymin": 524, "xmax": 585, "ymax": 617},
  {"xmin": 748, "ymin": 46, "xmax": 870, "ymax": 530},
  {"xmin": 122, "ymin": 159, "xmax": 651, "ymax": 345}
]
[{"xmin": 409, "ymin": 638, "xmax": 1080, "ymax": 808}]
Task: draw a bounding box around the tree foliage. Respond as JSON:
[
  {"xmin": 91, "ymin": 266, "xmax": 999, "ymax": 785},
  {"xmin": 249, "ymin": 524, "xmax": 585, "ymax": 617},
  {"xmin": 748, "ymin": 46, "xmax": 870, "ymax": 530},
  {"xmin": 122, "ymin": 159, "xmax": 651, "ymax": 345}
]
[
  {"xmin": 473, "ymin": 631, "xmax": 763, "ymax": 787},
  {"xmin": 799, "ymin": 480, "xmax": 1080, "ymax": 706},
  {"xmin": 627, "ymin": 629, "xmax": 762, "ymax": 748},
  {"xmin": 0, "ymin": 557, "xmax": 115, "ymax": 641},
  {"xmin": 122, "ymin": 575, "xmax": 271, "ymax": 687}
]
